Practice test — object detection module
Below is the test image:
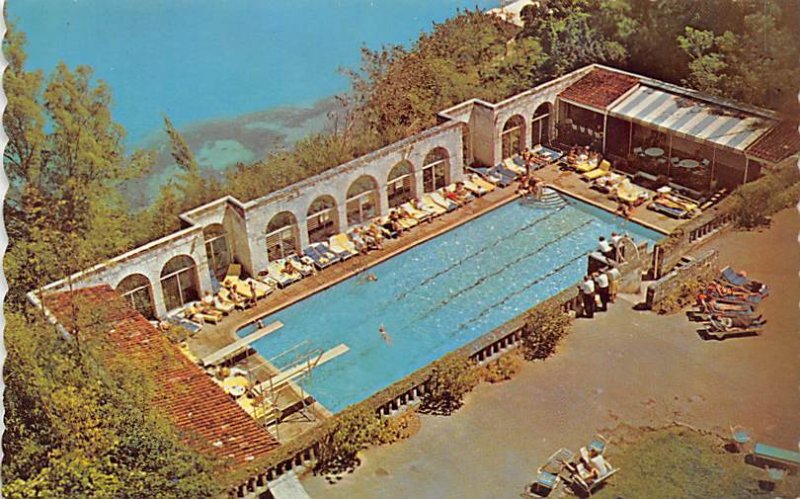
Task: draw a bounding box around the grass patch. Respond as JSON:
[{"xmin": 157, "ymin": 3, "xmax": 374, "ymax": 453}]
[{"xmin": 596, "ymin": 426, "xmax": 800, "ymax": 498}]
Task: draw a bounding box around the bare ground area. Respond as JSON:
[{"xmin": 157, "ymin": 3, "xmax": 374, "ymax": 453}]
[{"xmin": 301, "ymin": 208, "xmax": 799, "ymax": 498}]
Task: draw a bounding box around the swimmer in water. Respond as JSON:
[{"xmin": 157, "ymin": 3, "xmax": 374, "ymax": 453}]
[
  {"xmin": 379, "ymin": 324, "xmax": 392, "ymax": 344},
  {"xmin": 367, "ymin": 273, "xmax": 378, "ymax": 282}
]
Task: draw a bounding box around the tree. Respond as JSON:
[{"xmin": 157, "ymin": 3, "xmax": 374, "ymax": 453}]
[
  {"xmin": 421, "ymin": 354, "xmax": 478, "ymax": 415},
  {"xmin": 3, "ymin": 21, "xmax": 152, "ymax": 308},
  {"xmin": 2, "ymin": 311, "xmax": 222, "ymax": 497}
]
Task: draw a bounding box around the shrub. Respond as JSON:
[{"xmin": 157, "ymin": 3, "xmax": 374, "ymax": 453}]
[
  {"xmin": 480, "ymin": 352, "xmax": 524, "ymax": 383},
  {"xmin": 374, "ymin": 410, "xmax": 421, "ymax": 446},
  {"xmin": 315, "ymin": 406, "xmax": 381, "ymax": 474},
  {"xmin": 520, "ymin": 304, "xmax": 572, "ymax": 361},
  {"xmin": 732, "ymin": 163, "xmax": 800, "ymax": 228},
  {"xmin": 421, "ymin": 354, "xmax": 478, "ymax": 415},
  {"xmin": 653, "ymin": 276, "xmax": 708, "ymax": 315}
]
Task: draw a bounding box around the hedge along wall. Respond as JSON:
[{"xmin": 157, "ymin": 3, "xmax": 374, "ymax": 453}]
[{"xmin": 225, "ymin": 284, "xmax": 584, "ymax": 497}]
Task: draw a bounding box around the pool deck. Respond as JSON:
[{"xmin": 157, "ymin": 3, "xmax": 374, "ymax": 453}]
[{"xmin": 185, "ymin": 164, "xmax": 688, "ymax": 442}]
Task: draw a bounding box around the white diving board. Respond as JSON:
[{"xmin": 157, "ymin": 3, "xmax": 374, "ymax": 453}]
[
  {"xmin": 253, "ymin": 343, "xmax": 349, "ymax": 393},
  {"xmin": 201, "ymin": 321, "xmax": 283, "ymax": 367}
]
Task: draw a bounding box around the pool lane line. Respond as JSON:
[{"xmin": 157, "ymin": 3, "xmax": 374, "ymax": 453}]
[
  {"xmin": 414, "ymin": 218, "xmax": 594, "ymax": 321},
  {"xmin": 394, "ymin": 204, "xmax": 569, "ymax": 301},
  {"xmin": 457, "ymin": 250, "xmax": 589, "ymax": 331}
]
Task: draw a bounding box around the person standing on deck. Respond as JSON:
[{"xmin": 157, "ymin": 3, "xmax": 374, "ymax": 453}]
[
  {"xmin": 598, "ymin": 236, "xmax": 615, "ymax": 262},
  {"xmin": 595, "ymin": 271, "xmax": 610, "ymax": 311},
  {"xmin": 579, "ymin": 275, "xmax": 596, "ymax": 318},
  {"xmin": 607, "ymin": 266, "xmax": 621, "ymax": 303}
]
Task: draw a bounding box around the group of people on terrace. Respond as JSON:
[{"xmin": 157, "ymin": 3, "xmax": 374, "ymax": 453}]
[{"xmin": 578, "ymin": 234, "xmax": 627, "ymax": 319}]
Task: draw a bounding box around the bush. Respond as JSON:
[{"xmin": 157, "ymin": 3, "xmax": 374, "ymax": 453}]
[
  {"xmin": 315, "ymin": 407, "xmax": 381, "ymax": 475},
  {"xmin": 732, "ymin": 164, "xmax": 800, "ymax": 228},
  {"xmin": 374, "ymin": 410, "xmax": 421, "ymax": 446},
  {"xmin": 480, "ymin": 352, "xmax": 524, "ymax": 383},
  {"xmin": 520, "ymin": 304, "xmax": 572, "ymax": 360},
  {"xmin": 652, "ymin": 276, "xmax": 708, "ymax": 315},
  {"xmin": 421, "ymin": 354, "xmax": 478, "ymax": 415}
]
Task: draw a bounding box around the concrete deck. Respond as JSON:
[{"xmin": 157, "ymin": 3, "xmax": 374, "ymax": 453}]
[{"xmin": 301, "ymin": 208, "xmax": 800, "ymax": 498}]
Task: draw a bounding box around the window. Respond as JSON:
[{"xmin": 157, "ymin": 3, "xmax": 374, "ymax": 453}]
[
  {"xmin": 203, "ymin": 224, "xmax": 230, "ymax": 279},
  {"xmin": 422, "ymin": 148, "xmax": 449, "ymax": 193},
  {"xmin": 116, "ymin": 274, "xmax": 155, "ymax": 319},
  {"xmin": 346, "ymin": 176, "xmax": 378, "ymax": 226},
  {"xmin": 387, "ymin": 161, "xmax": 414, "ymax": 208},
  {"xmin": 307, "ymin": 196, "xmax": 338, "ymax": 243},
  {"xmin": 502, "ymin": 115, "xmax": 525, "ymax": 158},
  {"xmin": 160, "ymin": 255, "xmax": 199, "ymax": 312},
  {"xmin": 266, "ymin": 212, "xmax": 299, "ymax": 261}
]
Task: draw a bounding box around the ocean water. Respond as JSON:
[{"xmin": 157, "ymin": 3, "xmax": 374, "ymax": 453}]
[
  {"xmin": 10, "ymin": 0, "xmax": 497, "ymax": 144},
  {"xmin": 239, "ymin": 196, "xmax": 663, "ymax": 413}
]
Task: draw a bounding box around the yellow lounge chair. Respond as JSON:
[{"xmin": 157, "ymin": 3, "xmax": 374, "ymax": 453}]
[
  {"xmin": 186, "ymin": 304, "xmax": 223, "ymax": 324},
  {"xmin": 469, "ymin": 174, "xmax": 496, "ymax": 193},
  {"xmin": 329, "ymin": 233, "xmax": 359, "ymax": 257},
  {"xmin": 575, "ymin": 158, "xmax": 599, "ymax": 174},
  {"xmin": 223, "ymin": 264, "xmax": 242, "ymax": 287},
  {"xmin": 582, "ymin": 160, "xmax": 612, "ymax": 181},
  {"xmin": 616, "ymin": 179, "xmax": 649, "ymax": 206},
  {"xmin": 399, "ymin": 202, "xmax": 429, "ymax": 223},
  {"xmin": 421, "ymin": 194, "xmax": 447, "ymax": 216}
]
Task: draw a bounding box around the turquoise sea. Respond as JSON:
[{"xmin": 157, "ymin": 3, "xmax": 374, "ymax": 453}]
[{"xmin": 10, "ymin": 0, "xmax": 496, "ymax": 204}]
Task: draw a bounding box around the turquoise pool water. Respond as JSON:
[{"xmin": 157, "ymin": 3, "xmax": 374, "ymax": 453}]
[{"xmin": 240, "ymin": 196, "xmax": 663, "ymax": 413}]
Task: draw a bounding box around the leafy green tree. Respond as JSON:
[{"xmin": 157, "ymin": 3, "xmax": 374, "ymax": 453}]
[
  {"xmin": 421, "ymin": 354, "xmax": 478, "ymax": 415},
  {"xmin": 3, "ymin": 22, "xmax": 152, "ymax": 308},
  {"xmin": 2, "ymin": 311, "xmax": 222, "ymax": 497},
  {"xmin": 520, "ymin": 303, "xmax": 573, "ymax": 360}
]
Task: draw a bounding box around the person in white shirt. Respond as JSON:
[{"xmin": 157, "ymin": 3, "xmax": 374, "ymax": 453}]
[
  {"xmin": 578, "ymin": 275, "xmax": 596, "ymax": 318},
  {"xmin": 595, "ymin": 271, "xmax": 610, "ymax": 311},
  {"xmin": 598, "ymin": 236, "xmax": 614, "ymax": 261},
  {"xmin": 610, "ymin": 232, "xmax": 626, "ymax": 261}
]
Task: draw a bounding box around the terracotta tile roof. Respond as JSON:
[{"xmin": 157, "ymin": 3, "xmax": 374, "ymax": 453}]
[
  {"xmin": 44, "ymin": 286, "xmax": 280, "ymax": 466},
  {"xmin": 559, "ymin": 68, "xmax": 640, "ymax": 110},
  {"xmin": 745, "ymin": 120, "xmax": 800, "ymax": 164}
]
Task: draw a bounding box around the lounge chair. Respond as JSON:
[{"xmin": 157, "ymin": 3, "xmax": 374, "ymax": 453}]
[
  {"xmin": 185, "ymin": 303, "xmax": 224, "ymax": 324},
  {"xmin": 399, "ymin": 202, "xmax": 430, "ymax": 223},
  {"xmin": 266, "ymin": 259, "xmax": 303, "ymax": 288},
  {"xmin": 524, "ymin": 448, "xmax": 573, "ymax": 497},
  {"xmin": 212, "ymin": 295, "xmax": 236, "ymax": 314},
  {"xmin": 575, "ymin": 158, "xmax": 600, "ymax": 174},
  {"xmin": 754, "ymin": 443, "xmax": 800, "ymax": 471},
  {"xmin": 706, "ymin": 315, "xmax": 764, "ymax": 339},
  {"xmin": 582, "ymin": 160, "xmax": 612, "ymax": 181},
  {"xmin": 719, "ymin": 267, "xmax": 769, "ymax": 297},
  {"xmin": 467, "ymin": 173, "xmax": 496, "ymax": 194},
  {"xmin": 615, "ymin": 179, "xmax": 649, "ymax": 206},
  {"xmin": 430, "ymin": 190, "xmax": 459, "ymax": 211},
  {"xmin": 468, "ymin": 165, "xmax": 515, "ymax": 187},
  {"xmin": 166, "ymin": 315, "xmax": 203, "ymax": 334},
  {"xmin": 591, "ymin": 172, "xmax": 624, "ymax": 194},
  {"xmin": 287, "ymin": 255, "xmax": 314, "ymax": 276},
  {"xmin": 329, "ymin": 233, "xmax": 359, "ymax": 259},
  {"xmin": 495, "ymin": 162, "xmax": 519, "ymax": 181},
  {"xmin": 218, "ymin": 288, "xmax": 246, "ymax": 310},
  {"xmin": 420, "ymin": 194, "xmax": 448, "ymax": 216},
  {"xmin": 532, "ymin": 145, "xmax": 564, "ymax": 163},
  {"xmin": 303, "ymin": 243, "xmax": 339, "ymax": 269},
  {"xmin": 223, "ymin": 263, "xmax": 243, "ymax": 287},
  {"xmin": 503, "ymin": 157, "xmax": 526, "ymax": 175}
]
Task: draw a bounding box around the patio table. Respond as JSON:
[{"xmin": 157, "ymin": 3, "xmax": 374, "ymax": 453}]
[
  {"xmin": 678, "ymin": 159, "xmax": 700, "ymax": 169},
  {"xmin": 644, "ymin": 147, "xmax": 664, "ymax": 158},
  {"xmin": 223, "ymin": 375, "xmax": 250, "ymax": 398}
]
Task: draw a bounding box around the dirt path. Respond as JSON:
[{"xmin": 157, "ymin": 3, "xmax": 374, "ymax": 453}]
[{"xmin": 302, "ymin": 209, "xmax": 799, "ymax": 499}]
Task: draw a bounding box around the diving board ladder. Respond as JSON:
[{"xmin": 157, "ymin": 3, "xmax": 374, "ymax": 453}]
[{"xmin": 252, "ymin": 343, "xmax": 349, "ymax": 394}]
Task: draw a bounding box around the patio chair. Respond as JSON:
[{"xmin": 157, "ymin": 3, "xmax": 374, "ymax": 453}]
[
  {"xmin": 718, "ymin": 266, "xmax": 769, "ymax": 297},
  {"xmin": 524, "ymin": 449, "xmax": 573, "ymax": 497},
  {"xmin": 730, "ymin": 425, "xmax": 752, "ymax": 453},
  {"xmin": 753, "ymin": 443, "xmax": 800, "ymax": 471},
  {"xmin": 582, "ymin": 160, "xmax": 612, "ymax": 181}
]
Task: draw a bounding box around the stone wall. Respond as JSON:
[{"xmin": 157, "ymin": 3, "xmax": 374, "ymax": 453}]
[{"xmin": 646, "ymin": 249, "xmax": 719, "ymax": 311}]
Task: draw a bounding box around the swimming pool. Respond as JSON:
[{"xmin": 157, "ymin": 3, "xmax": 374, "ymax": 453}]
[{"xmin": 239, "ymin": 194, "xmax": 663, "ymax": 413}]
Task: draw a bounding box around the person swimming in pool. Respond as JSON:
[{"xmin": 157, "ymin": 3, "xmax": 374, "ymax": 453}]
[
  {"xmin": 367, "ymin": 273, "xmax": 378, "ymax": 282},
  {"xmin": 379, "ymin": 324, "xmax": 392, "ymax": 344}
]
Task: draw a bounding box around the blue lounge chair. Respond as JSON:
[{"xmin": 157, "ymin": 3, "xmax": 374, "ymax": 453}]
[
  {"xmin": 467, "ymin": 166, "xmax": 515, "ymax": 187},
  {"xmin": 495, "ymin": 162, "xmax": 519, "ymax": 181},
  {"xmin": 719, "ymin": 267, "xmax": 769, "ymax": 296},
  {"xmin": 303, "ymin": 243, "xmax": 340, "ymax": 269},
  {"xmin": 754, "ymin": 443, "xmax": 800, "ymax": 471}
]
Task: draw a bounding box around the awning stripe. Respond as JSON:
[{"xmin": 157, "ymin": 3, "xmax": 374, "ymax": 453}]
[{"xmin": 610, "ymin": 86, "xmax": 774, "ymax": 151}]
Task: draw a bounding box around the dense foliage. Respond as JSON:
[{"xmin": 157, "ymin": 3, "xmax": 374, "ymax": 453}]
[
  {"xmin": 421, "ymin": 354, "xmax": 479, "ymax": 415},
  {"xmin": 2, "ymin": 311, "xmax": 221, "ymax": 497},
  {"xmin": 731, "ymin": 163, "xmax": 800, "ymax": 228},
  {"xmin": 520, "ymin": 304, "xmax": 573, "ymax": 360}
]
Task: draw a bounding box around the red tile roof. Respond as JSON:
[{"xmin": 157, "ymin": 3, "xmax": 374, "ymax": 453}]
[
  {"xmin": 745, "ymin": 120, "xmax": 800, "ymax": 164},
  {"xmin": 44, "ymin": 286, "xmax": 280, "ymax": 466},
  {"xmin": 559, "ymin": 68, "xmax": 640, "ymax": 110}
]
